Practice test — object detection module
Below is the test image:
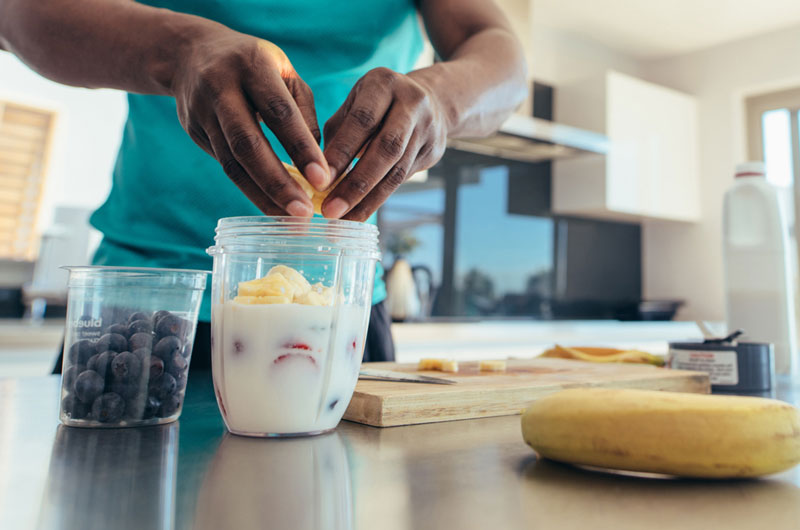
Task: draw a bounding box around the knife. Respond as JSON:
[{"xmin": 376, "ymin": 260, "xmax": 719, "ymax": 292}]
[{"xmin": 358, "ymin": 368, "xmax": 457, "ymax": 385}]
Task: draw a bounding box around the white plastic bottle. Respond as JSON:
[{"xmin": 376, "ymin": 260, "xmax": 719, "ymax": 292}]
[{"xmin": 723, "ymin": 161, "xmax": 798, "ymax": 375}]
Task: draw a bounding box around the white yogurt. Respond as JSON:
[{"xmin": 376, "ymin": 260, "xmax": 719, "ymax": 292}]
[{"xmin": 211, "ymin": 301, "xmax": 369, "ymax": 435}]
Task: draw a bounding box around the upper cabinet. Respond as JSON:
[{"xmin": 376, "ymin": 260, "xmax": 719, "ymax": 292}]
[{"xmin": 553, "ymin": 71, "xmax": 700, "ymax": 222}]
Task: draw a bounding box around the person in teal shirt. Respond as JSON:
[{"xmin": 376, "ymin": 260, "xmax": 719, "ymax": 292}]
[{"xmin": 1, "ymin": 0, "xmax": 527, "ymax": 367}]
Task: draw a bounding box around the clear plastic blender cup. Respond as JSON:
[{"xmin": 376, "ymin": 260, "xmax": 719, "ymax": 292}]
[
  {"xmin": 207, "ymin": 216, "xmax": 381, "ymax": 437},
  {"xmin": 59, "ymin": 266, "xmax": 207, "ymax": 427}
]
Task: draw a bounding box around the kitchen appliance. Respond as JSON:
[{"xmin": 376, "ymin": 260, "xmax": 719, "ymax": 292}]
[
  {"xmin": 343, "ymin": 358, "xmax": 708, "ymax": 427},
  {"xmin": 669, "ymin": 331, "xmax": 774, "ymax": 396},
  {"xmin": 446, "ymin": 82, "xmax": 609, "ymax": 163}
]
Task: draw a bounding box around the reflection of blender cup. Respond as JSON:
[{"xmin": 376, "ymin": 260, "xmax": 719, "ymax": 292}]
[
  {"xmin": 194, "ymin": 431, "xmax": 353, "ymax": 530},
  {"xmin": 37, "ymin": 424, "xmax": 179, "ymax": 530}
]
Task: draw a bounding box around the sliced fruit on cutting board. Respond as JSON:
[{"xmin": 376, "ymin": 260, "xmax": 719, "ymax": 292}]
[
  {"xmin": 344, "ymin": 358, "xmax": 709, "ymax": 427},
  {"xmin": 540, "ymin": 344, "xmax": 665, "ymax": 366},
  {"xmin": 521, "ymin": 387, "xmax": 800, "ymax": 478}
]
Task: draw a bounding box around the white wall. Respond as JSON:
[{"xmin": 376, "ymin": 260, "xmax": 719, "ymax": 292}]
[
  {"xmin": 530, "ymin": 25, "xmax": 644, "ymax": 86},
  {"xmin": 0, "ymin": 53, "xmax": 127, "ymax": 235},
  {"xmin": 640, "ymin": 23, "xmax": 800, "ymax": 321}
]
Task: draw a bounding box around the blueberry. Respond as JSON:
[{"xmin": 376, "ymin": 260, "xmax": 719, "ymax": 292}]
[
  {"xmin": 87, "ymin": 350, "xmax": 116, "ymax": 379},
  {"xmin": 106, "ymin": 323, "xmax": 128, "ymax": 336},
  {"xmin": 153, "ymin": 336, "xmax": 181, "ymax": 360},
  {"xmin": 128, "ymin": 311, "xmax": 151, "ymax": 325},
  {"xmin": 158, "ymin": 394, "xmax": 181, "ymax": 418},
  {"xmin": 111, "ymin": 351, "xmax": 142, "ymax": 383},
  {"xmin": 96, "ymin": 333, "xmax": 127, "ymax": 353},
  {"xmin": 126, "ymin": 319, "xmax": 153, "ymax": 338},
  {"xmin": 68, "ymin": 340, "xmax": 95, "ymax": 365},
  {"xmin": 111, "ymin": 379, "xmax": 140, "ymax": 400},
  {"xmin": 174, "ymin": 370, "xmax": 187, "ymax": 392},
  {"xmin": 328, "ymin": 399, "xmax": 339, "ymax": 411},
  {"xmin": 149, "ymin": 373, "xmax": 177, "ymax": 401},
  {"xmin": 129, "ymin": 332, "xmax": 154, "ymax": 351},
  {"xmin": 91, "ymin": 393, "xmax": 125, "ymax": 423},
  {"xmin": 181, "ymin": 343, "xmax": 192, "ymax": 359},
  {"xmin": 152, "ymin": 310, "xmax": 170, "ymax": 328},
  {"xmin": 142, "ymin": 396, "xmax": 161, "ymax": 419},
  {"xmin": 167, "ymin": 352, "xmax": 188, "ymax": 377},
  {"xmin": 149, "ymin": 356, "xmax": 164, "ymax": 379},
  {"xmin": 62, "ymin": 365, "xmax": 81, "ymax": 392},
  {"xmin": 62, "ymin": 394, "xmax": 90, "ymax": 419},
  {"xmin": 155, "ymin": 314, "xmax": 187, "ymax": 339},
  {"xmin": 74, "ymin": 370, "xmax": 105, "ymax": 404}
]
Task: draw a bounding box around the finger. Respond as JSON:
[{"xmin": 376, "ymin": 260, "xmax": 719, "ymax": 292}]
[
  {"xmin": 245, "ymin": 72, "xmax": 329, "ymax": 192},
  {"xmin": 205, "ymin": 118, "xmax": 285, "ymax": 216},
  {"xmin": 285, "ymin": 76, "xmax": 321, "ymax": 144},
  {"xmin": 321, "ymin": 92, "xmax": 352, "ymax": 145},
  {"xmin": 187, "ymin": 120, "xmax": 214, "ymax": 157},
  {"xmin": 215, "ymin": 93, "xmax": 313, "ymax": 217},
  {"xmin": 342, "ymin": 136, "xmax": 422, "ymax": 222},
  {"xmin": 323, "ymin": 68, "xmax": 397, "ymax": 183},
  {"xmin": 322, "ymin": 104, "xmax": 414, "ymax": 219}
]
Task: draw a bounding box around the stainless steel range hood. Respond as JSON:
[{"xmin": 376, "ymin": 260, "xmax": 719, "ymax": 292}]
[{"xmin": 446, "ymin": 113, "xmax": 609, "ymax": 163}]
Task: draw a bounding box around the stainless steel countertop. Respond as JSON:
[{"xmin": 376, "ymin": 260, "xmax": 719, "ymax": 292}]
[{"xmin": 3, "ymin": 374, "xmax": 800, "ymax": 530}]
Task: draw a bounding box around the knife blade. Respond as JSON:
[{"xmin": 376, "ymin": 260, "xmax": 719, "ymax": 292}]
[{"xmin": 358, "ymin": 368, "xmax": 457, "ymax": 385}]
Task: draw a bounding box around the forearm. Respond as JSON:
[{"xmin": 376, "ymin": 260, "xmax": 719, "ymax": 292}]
[
  {"xmin": 416, "ymin": 0, "xmax": 527, "ymax": 138},
  {"xmin": 0, "ymin": 0, "xmax": 214, "ymax": 94}
]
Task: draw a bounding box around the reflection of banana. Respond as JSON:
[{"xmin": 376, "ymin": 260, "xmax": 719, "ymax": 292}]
[
  {"xmin": 521, "ymin": 388, "xmax": 800, "ymax": 478},
  {"xmin": 540, "ymin": 344, "xmax": 665, "ymax": 366},
  {"xmin": 283, "ymin": 162, "xmax": 347, "ymax": 215},
  {"xmin": 519, "ymin": 458, "xmax": 800, "ymax": 530}
]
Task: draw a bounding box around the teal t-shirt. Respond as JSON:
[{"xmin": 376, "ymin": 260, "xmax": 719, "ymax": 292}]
[{"xmin": 90, "ymin": 0, "xmax": 423, "ymax": 321}]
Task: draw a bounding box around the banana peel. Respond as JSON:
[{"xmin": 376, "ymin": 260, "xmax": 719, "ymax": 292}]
[{"xmin": 540, "ymin": 344, "xmax": 665, "ymax": 366}]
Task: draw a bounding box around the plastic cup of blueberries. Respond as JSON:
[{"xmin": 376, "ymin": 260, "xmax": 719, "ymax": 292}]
[{"xmin": 59, "ymin": 266, "xmax": 208, "ymax": 428}]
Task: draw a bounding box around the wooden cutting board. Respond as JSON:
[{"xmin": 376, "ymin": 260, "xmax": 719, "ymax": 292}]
[{"xmin": 343, "ymin": 358, "xmax": 710, "ymax": 427}]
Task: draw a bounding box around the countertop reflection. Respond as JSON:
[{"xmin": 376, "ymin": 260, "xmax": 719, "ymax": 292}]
[{"xmin": 2, "ymin": 374, "xmax": 800, "ymax": 530}]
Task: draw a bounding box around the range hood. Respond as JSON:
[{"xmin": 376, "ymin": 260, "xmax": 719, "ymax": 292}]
[{"xmin": 446, "ymin": 113, "xmax": 609, "ymax": 163}]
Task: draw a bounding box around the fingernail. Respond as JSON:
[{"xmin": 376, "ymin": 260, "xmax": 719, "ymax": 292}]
[
  {"xmin": 323, "ymin": 197, "xmax": 349, "ymax": 219},
  {"xmin": 286, "ymin": 200, "xmax": 312, "ymax": 217},
  {"xmin": 304, "ymin": 162, "xmax": 328, "ymax": 191}
]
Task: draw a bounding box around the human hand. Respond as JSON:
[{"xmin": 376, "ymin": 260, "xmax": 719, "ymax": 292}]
[
  {"xmin": 321, "ymin": 67, "xmax": 450, "ymax": 221},
  {"xmin": 171, "ymin": 27, "xmax": 330, "ymax": 216}
]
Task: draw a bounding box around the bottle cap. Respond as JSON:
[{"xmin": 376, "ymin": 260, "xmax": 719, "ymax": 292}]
[{"xmin": 735, "ymin": 161, "xmax": 766, "ymax": 178}]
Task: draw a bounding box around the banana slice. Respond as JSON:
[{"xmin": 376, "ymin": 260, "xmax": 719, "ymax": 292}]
[{"xmin": 283, "ymin": 162, "xmax": 347, "ymax": 216}]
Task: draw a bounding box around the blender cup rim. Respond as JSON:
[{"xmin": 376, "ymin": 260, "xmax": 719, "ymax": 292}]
[
  {"xmin": 61, "ymin": 265, "xmax": 210, "ymax": 276},
  {"xmin": 61, "ymin": 266, "xmax": 210, "ymax": 290}
]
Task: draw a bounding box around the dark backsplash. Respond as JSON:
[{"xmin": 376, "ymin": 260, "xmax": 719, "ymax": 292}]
[{"xmin": 377, "ymin": 81, "xmax": 643, "ymax": 320}]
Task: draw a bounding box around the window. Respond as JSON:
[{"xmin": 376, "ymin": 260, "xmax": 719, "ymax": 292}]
[{"xmin": 0, "ymin": 101, "xmax": 55, "ymax": 260}]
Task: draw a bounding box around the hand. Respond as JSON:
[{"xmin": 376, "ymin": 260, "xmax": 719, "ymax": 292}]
[
  {"xmin": 321, "ymin": 67, "xmax": 449, "ymax": 221},
  {"xmin": 171, "ymin": 27, "xmax": 330, "ymax": 216}
]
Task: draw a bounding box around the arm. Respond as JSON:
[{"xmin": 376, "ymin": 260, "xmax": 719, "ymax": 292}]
[
  {"xmin": 321, "ymin": 0, "xmax": 527, "ymax": 221},
  {"xmin": 0, "ymin": 0, "xmax": 331, "ymax": 216}
]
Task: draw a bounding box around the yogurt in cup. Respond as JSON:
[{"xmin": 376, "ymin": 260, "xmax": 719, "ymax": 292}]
[{"xmin": 207, "ymin": 216, "xmax": 380, "ymax": 437}]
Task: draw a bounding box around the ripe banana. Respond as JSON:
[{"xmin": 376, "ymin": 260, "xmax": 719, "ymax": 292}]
[
  {"xmin": 521, "ymin": 388, "xmax": 800, "ymax": 478},
  {"xmin": 540, "ymin": 345, "xmax": 665, "ymax": 366}
]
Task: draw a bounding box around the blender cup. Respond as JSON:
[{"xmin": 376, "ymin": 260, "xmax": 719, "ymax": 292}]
[
  {"xmin": 59, "ymin": 266, "xmax": 207, "ymax": 427},
  {"xmin": 207, "ymin": 216, "xmax": 381, "ymax": 437}
]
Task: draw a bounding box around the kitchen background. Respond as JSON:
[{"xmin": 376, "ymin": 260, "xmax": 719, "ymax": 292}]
[{"xmin": 3, "ymin": 0, "xmax": 800, "ymax": 373}]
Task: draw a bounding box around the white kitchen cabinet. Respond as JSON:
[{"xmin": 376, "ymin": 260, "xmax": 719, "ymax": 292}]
[{"xmin": 553, "ymin": 70, "xmax": 700, "ymax": 222}]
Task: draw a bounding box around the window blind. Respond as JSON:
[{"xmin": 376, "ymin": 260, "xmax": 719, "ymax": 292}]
[{"xmin": 0, "ymin": 101, "xmax": 55, "ymax": 260}]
